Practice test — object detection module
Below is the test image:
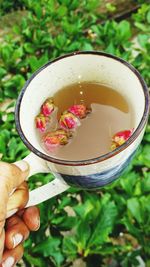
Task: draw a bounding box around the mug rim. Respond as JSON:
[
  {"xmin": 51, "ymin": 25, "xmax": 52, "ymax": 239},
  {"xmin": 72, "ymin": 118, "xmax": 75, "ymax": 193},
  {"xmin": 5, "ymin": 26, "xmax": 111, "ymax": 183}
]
[{"xmin": 15, "ymin": 51, "xmax": 149, "ymax": 166}]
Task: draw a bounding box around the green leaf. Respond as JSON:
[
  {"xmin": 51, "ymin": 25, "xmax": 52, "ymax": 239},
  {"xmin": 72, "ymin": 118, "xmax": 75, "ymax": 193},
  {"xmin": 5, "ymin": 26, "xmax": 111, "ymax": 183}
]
[
  {"xmin": 0, "ymin": 67, "xmax": 7, "ymax": 79},
  {"xmin": 24, "ymin": 253, "xmax": 46, "ymax": 267},
  {"xmin": 146, "ymin": 9, "xmax": 150, "ymax": 23},
  {"xmin": 85, "ymin": 0, "xmax": 99, "ymax": 11},
  {"xmin": 106, "ymin": 3, "xmax": 116, "ymax": 12},
  {"xmin": 137, "ymin": 144, "xmax": 150, "ymax": 167},
  {"xmin": 127, "ymin": 198, "xmax": 142, "ymax": 224},
  {"xmin": 141, "ymin": 173, "xmax": 150, "ymax": 192},
  {"xmin": 3, "ymin": 75, "xmax": 25, "ymax": 97},
  {"xmin": 8, "ymin": 137, "xmax": 18, "ymax": 159},
  {"xmin": 0, "ymin": 129, "xmax": 11, "ymax": 155},
  {"xmin": 32, "ymin": 237, "xmax": 64, "ymax": 266},
  {"xmin": 39, "ymin": 53, "xmax": 49, "ymax": 66},
  {"xmin": 58, "ymin": 196, "xmax": 71, "ymax": 210},
  {"xmin": 54, "ymin": 34, "xmax": 68, "ymax": 49},
  {"xmin": 144, "ymin": 133, "xmax": 150, "ymax": 142},
  {"xmin": 74, "ymin": 199, "xmax": 94, "ymax": 219},
  {"xmin": 31, "ymin": 237, "xmax": 60, "ymax": 255},
  {"xmin": 63, "ymin": 236, "xmax": 78, "ymax": 260},
  {"xmin": 140, "ymin": 195, "xmax": 150, "ymax": 214},
  {"xmin": 21, "ymin": 17, "xmax": 28, "ymax": 30},
  {"xmin": 134, "ymin": 22, "xmax": 148, "ymax": 32},
  {"xmin": 105, "ymin": 41, "xmax": 116, "ymax": 54},
  {"xmin": 28, "ymin": 56, "xmax": 39, "ymax": 72},
  {"xmin": 28, "ymin": 53, "xmax": 48, "ymax": 72},
  {"xmin": 0, "ymin": 135, "xmax": 7, "ymax": 155},
  {"xmin": 120, "ymin": 172, "xmax": 138, "ymax": 195},
  {"xmin": 23, "ymin": 27, "xmax": 33, "ymax": 38},
  {"xmin": 34, "ymin": 4, "xmax": 42, "ymax": 19},
  {"xmin": 76, "ymin": 220, "xmax": 91, "ymax": 251},
  {"xmin": 1, "ymin": 45, "xmax": 13, "ymax": 62},
  {"xmin": 12, "ymin": 47, "xmax": 24, "ymax": 61},
  {"xmin": 24, "ymin": 43, "xmax": 35, "ymax": 53},
  {"xmin": 82, "ymin": 42, "xmax": 93, "ymax": 51},
  {"xmin": 122, "ymin": 217, "xmax": 142, "ymax": 240},
  {"xmin": 117, "ymin": 20, "xmax": 131, "ymax": 41},
  {"xmin": 57, "ymin": 6, "xmax": 68, "ymax": 17},
  {"xmin": 137, "ymin": 34, "xmax": 149, "ymax": 48},
  {"xmin": 87, "ymin": 199, "xmax": 118, "ymax": 247}
]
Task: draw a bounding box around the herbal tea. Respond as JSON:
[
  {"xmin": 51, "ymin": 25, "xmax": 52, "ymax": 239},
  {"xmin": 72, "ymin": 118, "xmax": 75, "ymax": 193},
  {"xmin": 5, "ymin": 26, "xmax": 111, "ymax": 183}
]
[{"xmin": 35, "ymin": 82, "xmax": 134, "ymax": 161}]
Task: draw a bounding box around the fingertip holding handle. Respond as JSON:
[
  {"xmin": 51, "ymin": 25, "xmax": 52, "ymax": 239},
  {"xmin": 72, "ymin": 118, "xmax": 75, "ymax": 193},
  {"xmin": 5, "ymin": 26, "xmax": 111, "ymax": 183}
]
[
  {"xmin": 16, "ymin": 152, "xmax": 50, "ymax": 179},
  {"xmin": 8, "ymin": 153, "xmax": 48, "ymax": 198},
  {"xmin": 7, "ymin": 153, "xmax": 70, "ymax": 218}
]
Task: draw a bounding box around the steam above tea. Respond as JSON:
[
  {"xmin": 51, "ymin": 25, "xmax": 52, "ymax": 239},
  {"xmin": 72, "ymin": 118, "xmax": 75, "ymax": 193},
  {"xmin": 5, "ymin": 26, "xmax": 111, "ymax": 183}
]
[{"xmin": 35, "ymin": 82, "xmax": 134, "ymax": 160}]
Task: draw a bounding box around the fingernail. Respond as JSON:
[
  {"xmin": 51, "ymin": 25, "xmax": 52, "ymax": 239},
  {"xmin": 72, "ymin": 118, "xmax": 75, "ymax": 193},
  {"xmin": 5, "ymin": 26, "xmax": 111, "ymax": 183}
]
[
  {"xmin": 13, "ymin": 233, "xmax": 23, "ymax": 248},
  {"xmin": 34, "ymin": 218, "xmax": 40, "ymax": 231},
  {"xmin": 2, "ymin": 257, "xmax": 15, "ymax": 267},
  {"xmin": 15, "ymin": 160, "xmax": 29, "ymax": 172},
  {"xmin": 6, "ymin": 208, "xmax": 18, "ymax": 218}
]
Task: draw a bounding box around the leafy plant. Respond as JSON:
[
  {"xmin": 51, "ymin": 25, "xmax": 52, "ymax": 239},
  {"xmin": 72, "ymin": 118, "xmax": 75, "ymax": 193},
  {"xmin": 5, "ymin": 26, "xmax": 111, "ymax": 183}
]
[{"xmin": 0, "ymin": 1, "xmax": 150, "ymax": 266}]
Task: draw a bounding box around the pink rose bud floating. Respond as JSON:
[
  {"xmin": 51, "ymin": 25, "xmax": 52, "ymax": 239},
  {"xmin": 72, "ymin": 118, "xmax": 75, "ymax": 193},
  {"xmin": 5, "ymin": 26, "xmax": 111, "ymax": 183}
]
[
  {"xmin": 35, "ymin": 114, "xmax": 49, "ymax": 132},
  {"xmin": 111, "ymin": 129, "xmax": 134, "ymax": 151},
  {"xmin": 59, "ymin": 111, "xmax": 80, "ymax": 130},
  {"xmin": 41, "ymin": 98, "xmax": 55, "ymax": 117},
  {"xmin": 43, "ymin": 129, "xmax": 72, "ymax": 150},
  {"xmin": 68, "ymin": 104, "xmax": 91, "ymax": 119}
]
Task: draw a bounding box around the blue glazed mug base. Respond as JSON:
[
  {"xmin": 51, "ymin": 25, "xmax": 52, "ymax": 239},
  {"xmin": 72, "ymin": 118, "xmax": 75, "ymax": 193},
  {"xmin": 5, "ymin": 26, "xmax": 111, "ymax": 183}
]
[{"xmin": 60, "ymin": 149, "xmax": 137, "ymax": 189}]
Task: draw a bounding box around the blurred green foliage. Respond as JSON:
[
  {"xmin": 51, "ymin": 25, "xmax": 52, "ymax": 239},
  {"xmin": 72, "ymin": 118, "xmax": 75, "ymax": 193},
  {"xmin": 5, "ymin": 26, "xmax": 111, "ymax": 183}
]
[{"xmin": 0, "ymin": 1, "xmax": 150, "ymax": 266}]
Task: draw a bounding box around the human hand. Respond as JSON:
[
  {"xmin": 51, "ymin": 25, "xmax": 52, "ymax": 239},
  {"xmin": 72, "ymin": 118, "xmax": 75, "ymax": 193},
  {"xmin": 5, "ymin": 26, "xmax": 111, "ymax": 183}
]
[
  {"xmin": 2, "ymin": 206, "xmax": 40, "ymax": 267},
  {"xmin": 0, "ymin": 161, "xmax": 40, "ymax": 266}
]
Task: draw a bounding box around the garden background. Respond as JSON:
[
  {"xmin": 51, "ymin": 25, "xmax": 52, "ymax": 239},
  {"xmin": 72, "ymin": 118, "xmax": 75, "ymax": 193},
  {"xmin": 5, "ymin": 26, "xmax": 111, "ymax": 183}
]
[{"xmin": 0, "ymin": 0, "xmax": 150, "ymax": 266}]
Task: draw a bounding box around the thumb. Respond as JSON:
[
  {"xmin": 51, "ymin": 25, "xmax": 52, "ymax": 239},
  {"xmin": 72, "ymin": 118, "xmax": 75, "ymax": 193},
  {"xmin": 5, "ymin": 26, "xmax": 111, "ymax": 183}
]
[
  {"xmin": 7, "ymin": 182, "xmax": 29, "ymax": 212},
  {"xmin": 0, "ymin": 161, "xmax": 29, "ymax": 221},
  {"xmin": 0, "ymin": 160, "xmax": 29, "ymax": 194},
  {"xmin": 6, "ymin": 161, "xmax": 29, "ymax": 218},
  {"xmin": 12, "ymin": 160, "xmax": 29, "ymax": 181},
  {"xmin": 8, "ymin": 161, "xmax": 29, "ymax": 198}
]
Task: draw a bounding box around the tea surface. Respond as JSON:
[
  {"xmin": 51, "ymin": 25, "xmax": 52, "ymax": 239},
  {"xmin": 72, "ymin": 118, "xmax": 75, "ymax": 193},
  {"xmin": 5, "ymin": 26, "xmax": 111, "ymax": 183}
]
[{"xmin": 39, "ymin": 82, "xmax": 133, "ymax": 160}]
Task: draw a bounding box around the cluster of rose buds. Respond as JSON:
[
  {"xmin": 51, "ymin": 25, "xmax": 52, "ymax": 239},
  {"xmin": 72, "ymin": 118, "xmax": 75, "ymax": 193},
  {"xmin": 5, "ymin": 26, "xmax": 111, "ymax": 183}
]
[
  {"xmin": 36, "ymin": 98, "xmax": 134, "ymax": 152},
  {"xmin": 41, "ymin": 98, "xmax": 55, "ymax": 117},
  {"xmin": 59, "ymin": 104, "xmax": 91, "ymax": 130},
  {"xmin": 35, "ymin": 98, "xmax": 55, "ymax": 132},
  {"xmin": 59, "ymin": 104, "xmax": 92, "ymax": 131},
  {"xmin": 43, "ymin": 129, "xmax": 73, "ymax": 150},
  {"xmin": 111, "ymin": 129, "xmax": 134, "ymax": 151},
  {"xmin": 35, "ymin": 114, "xmax": 49, "ymax": 132},
  {"xmin": 68, "ymin": 104, "xmax": 91, "ymax": 119},
  {"xmin": 35, "ymin": 100, "xmax": 91, "ymax": 150},
  {"xmin": 59, "ymin": 111, "xmax": 80, "ymax": 130}
]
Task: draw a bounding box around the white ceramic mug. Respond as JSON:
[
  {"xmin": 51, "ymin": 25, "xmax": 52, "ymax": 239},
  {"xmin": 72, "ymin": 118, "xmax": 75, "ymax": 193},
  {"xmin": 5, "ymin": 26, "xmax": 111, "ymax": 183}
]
[{"xmin": 8, "ymin": 51, "xmax": 149, "ymax": 215}]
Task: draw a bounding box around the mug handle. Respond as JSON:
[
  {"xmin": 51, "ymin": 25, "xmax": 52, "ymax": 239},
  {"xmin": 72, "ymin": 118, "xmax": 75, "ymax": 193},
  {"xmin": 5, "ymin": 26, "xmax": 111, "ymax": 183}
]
[{"xmin": 6, "ymin": 153, "xmax": 70, "ymax": 218}]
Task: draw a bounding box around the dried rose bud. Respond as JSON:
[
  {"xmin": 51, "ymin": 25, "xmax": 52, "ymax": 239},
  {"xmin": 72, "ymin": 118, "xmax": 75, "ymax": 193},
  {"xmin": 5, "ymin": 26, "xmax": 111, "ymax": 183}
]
[
  {"xmin": 41, "ymin": 98, "xmax": 55, "ymax": 116},
  {"xmin": 35, "ymin": 114, "xmax": 48, "ymax": 132},
  {"xmin": 54, "ymin": 129, "xmax": 73, "ymax": 140},
  {"xmin": 59, "ymin": 111, "xmax": 80, "ymax": 130},
  {"xmin": 43, "ymin": 129, "xmax": 71, "ymax": 150},
  {"xmin": 111, "ymin": 142, "xmax": 118, "ymax": 151},
  {"xmin": 68, "ymin": 104, "xmax": 91, "ymax": 119},
  {"xmin": 111, "ymin": 129, "xmax": 134, "ymax": 150}
]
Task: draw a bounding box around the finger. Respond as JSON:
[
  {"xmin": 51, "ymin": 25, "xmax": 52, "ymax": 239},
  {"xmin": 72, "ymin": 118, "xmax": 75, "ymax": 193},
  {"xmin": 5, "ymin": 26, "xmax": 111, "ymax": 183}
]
[
  {"xmin": 7, "ymin": 182, "xmax": 29, "ymax": 212},
  {"xmin": 5, "ymin": 215, "xmax": 29, "ymax": 250},
  {"xmin": 1, "ymin": 244, "xmax": 24, "ymax": 267},
  {"xmin": 0, "ymin": 161, "xmax": 29, "ymax": 222},
  {"xmin": 22, "ymin": 206, "xmax": 40, "ymax": 231},
  {"xmin": 0, "ymin": 161, "xmax": 29, "ymax": 190},
  {"xmin": 0, "ymin": 229, "xmax": 5, "ymax": 263}
]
